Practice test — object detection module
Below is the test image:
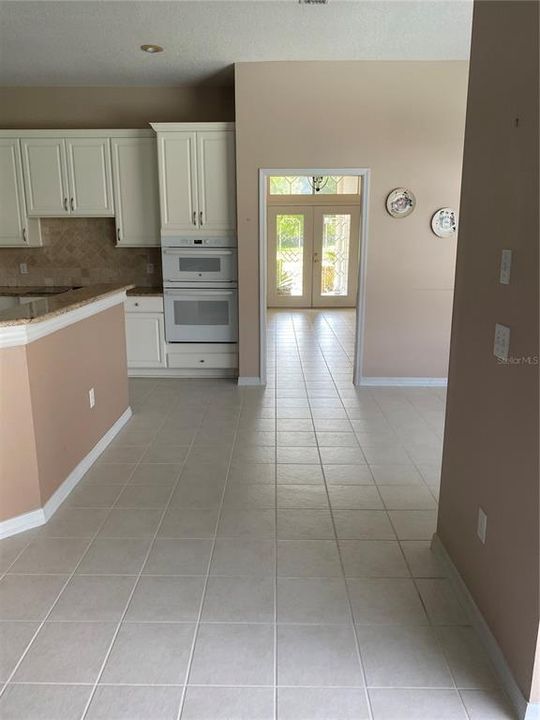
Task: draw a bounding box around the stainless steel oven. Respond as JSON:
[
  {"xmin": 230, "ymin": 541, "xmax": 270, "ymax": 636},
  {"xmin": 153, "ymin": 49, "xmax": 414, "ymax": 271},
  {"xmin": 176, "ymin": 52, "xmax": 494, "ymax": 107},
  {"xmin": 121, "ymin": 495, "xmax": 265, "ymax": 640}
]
[
  {"xmin": 162, "ymin": 247, "xmax": 237, "ymax": 286},
  {"xmin": 164, "ymin": 287, "xmax": 238, "ymax": 343}
]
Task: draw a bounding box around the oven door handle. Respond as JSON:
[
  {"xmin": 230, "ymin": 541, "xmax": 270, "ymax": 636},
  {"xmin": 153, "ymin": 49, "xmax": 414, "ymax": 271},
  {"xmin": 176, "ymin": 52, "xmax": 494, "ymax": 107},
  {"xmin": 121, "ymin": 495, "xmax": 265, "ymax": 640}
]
[
  {"xmin": 162, "ymin": 249, "xmax": 234, "ymax": 256},
  {"xmin": 165, "ymin": 290, "xmax": 235, "ymax": 297}
]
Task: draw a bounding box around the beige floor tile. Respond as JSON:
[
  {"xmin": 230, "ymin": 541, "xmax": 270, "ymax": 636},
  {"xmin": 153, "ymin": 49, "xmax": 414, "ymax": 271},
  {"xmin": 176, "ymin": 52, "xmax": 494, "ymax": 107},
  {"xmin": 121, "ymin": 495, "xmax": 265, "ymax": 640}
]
[
  {"xmin": 86, "ymin": 685, "xmax": 182, "ymax": 720},
  {"xmin": 278, "ymin": 688, "xmax": 369, "ymax": 720},
  {"xmin": 13, "ymin": 622, "xmax": 116, "ymax": 682},
  {"xmin": 368, "ymin": 689, "xmax": 468, "ymax": 719},
  {"xmin": 0, "ymin": 684, "xmax": 92, "ymax": 720},
  {"xmin": 278, "ymin": 624, "xmax": 363, "ymax": 686}
]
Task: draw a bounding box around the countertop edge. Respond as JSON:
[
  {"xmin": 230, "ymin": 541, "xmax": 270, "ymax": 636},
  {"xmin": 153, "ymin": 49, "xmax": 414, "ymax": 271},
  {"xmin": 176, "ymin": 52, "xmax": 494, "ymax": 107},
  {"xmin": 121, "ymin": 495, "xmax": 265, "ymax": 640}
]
[{"xmin": 0, "ymin": 286, "xmax": 134, "ymax": 346}]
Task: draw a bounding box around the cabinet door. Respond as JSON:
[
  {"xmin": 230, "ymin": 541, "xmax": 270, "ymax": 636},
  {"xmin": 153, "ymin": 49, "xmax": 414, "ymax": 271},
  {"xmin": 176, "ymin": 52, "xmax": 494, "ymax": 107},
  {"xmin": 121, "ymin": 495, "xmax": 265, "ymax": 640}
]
[
  {"xmin": 125, "ymin": 313, "xmax": 166, "ymax": 368},
  {"xmin": 112, "ymin": 138, "xmax": 160, "ymax": 246},
  {"xmin": 197, "ymin": 131, "xmax": 236, "ymax": 233},
  {"xmin": 0, "ymin": 139, "xmax": 27, "ymax": 246},
  {"xmin": 21, "ymin": 138, "xmax": 69, "ymax": 216},
  {"xmin": 66, "ymin": 137, "xmax": 114, "ymax": 216},
  {"xmin": 157, "ymin": 132, "xmax": 198, "ymax": 232}
]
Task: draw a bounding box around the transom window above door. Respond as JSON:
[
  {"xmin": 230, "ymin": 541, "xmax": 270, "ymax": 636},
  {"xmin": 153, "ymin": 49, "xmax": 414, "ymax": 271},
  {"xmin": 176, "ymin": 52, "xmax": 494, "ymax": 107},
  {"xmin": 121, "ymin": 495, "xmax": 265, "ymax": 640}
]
[{"xmin": 268, "ymin": 175, "xmax": 360, "ymax": 196}]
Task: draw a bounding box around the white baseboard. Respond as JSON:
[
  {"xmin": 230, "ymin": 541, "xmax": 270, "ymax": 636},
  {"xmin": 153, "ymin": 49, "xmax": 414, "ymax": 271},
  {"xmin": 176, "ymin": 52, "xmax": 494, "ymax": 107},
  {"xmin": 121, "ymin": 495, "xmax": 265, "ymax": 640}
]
[
  {"xmin": 128, "ymin": 369, "xmax": 237, "ymax": 379},
  {"xmin": 237, "ymin": 376, "xmax": 263, "ymax": 386},
  {"xmin": 432, "ymin": 534, "xmax": 539, "ymax": 720},
  {"xmin": 0, "ymin": 407, "xmax": 132, "ymax": 540},
  {"xmin": 360, "ymin": 376, "xmax": 448, "ymax": 387}
]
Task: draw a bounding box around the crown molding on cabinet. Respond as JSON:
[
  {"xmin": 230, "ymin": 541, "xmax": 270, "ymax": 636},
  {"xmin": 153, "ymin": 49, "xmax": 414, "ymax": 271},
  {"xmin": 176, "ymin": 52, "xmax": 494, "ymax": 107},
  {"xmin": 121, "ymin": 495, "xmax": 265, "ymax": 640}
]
[
  {"xmin": 150, "ymin": 122, "xmax": 234, "ymax": 133},
  {"xmin": 0, "ymin": 129, "xmax": 156, "ymax": 138}
]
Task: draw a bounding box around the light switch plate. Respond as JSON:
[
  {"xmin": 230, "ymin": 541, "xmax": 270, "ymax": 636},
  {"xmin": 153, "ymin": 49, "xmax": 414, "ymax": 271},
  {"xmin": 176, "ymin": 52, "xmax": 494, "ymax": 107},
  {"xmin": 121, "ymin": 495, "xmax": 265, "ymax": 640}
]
[
  {"xmin": 19, "ymin": 263, "xmax": 28, "ymax": 275},
  {"xmin": 499, "ymin": 249, "xmax": 512, "ymax": 285},
  {"xmin": 494, "ymin": 323, "xmax": 510, "ymax": 361},
  {"xmin": 146, "ymin": 263, "xmax": 154, "ymax": 275},
  {"xmin": 88, "ymin": 388, "xmax": 95, "ymax": 408},
  {"xmin": 477, "ymin": 507, "xmax": 487, "ymax": 544}
]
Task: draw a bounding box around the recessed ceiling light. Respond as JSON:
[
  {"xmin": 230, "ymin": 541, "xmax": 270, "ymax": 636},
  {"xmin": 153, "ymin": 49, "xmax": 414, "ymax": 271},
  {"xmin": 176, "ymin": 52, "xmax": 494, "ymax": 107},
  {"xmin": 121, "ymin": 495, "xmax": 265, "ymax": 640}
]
[{"xmin": 140, "ymin": 44, "xmax": 164, "ymax": 54}]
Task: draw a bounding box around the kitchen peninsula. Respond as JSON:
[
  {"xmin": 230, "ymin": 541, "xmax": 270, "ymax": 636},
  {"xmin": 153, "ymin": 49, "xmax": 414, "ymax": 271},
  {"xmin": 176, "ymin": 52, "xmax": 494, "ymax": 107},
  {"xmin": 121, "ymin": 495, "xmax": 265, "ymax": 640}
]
[{"xmin": 0, "ymin": 284, "xmax": 133, "ymax": 537}]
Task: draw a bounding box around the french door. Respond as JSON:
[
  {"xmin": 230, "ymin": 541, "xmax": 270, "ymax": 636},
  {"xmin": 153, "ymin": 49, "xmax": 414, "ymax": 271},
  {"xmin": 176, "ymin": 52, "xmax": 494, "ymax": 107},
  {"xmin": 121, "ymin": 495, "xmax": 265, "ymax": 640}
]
[{"xmin": 267, "ymin": 204, "xmax": 360, "ymax": 307}]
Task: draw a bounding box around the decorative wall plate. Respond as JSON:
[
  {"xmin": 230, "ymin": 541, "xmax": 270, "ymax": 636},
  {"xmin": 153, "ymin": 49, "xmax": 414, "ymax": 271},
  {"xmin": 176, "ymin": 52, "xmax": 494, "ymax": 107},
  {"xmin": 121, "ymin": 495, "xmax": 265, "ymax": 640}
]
[
  {"xmin": 431, "ymin": 207, "xmax": 457, "ymax": 237},
  {"xmin": 386, "ymin": 188, "xmax": 416, "ymax": 218}
]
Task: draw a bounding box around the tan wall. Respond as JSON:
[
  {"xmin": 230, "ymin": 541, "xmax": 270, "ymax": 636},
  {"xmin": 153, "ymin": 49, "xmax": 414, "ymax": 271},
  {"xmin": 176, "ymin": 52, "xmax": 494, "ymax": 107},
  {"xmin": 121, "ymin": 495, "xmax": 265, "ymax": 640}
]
[
  {"xmin": 234, "ymin": 61, "xmax": 469, "ymax": 379},
  {"xmin": 0, "ymin": 346, "xmax": 40, "ymax": 521},
  {"xmin": 437, "ymin": 0, "xmax": 539, "ymax": 703},
  {"xmin": 28, "ymin": 303, "xmax": 129, "ymax": 505},
  {"xmin": 0, "ymin": 86, "xmax": 234, "ymax": 129},
  {"xmin": 0, "ymin": 303, "xmax": 129, "ymax": 521}
]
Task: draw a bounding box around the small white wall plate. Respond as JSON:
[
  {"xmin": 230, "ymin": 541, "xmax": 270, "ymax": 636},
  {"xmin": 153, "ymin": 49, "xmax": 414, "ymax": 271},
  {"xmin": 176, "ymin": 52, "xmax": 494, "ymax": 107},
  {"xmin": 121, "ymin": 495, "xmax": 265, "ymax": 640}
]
[
  {"xmin": 386, "ymin": 188, "xmax": 416, "ymax": 218},
  {"xmin": 431, "ymin": 207, "xmax": 457, "ymax": 237}
]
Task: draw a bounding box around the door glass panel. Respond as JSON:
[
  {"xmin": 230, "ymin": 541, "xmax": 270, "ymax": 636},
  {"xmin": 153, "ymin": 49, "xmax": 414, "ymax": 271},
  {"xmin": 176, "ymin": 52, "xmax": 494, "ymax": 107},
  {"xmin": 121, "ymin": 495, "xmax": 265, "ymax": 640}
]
[
  {"xmin": 178, "ymin": 257, "xmax": 221, "ymax": 273},
  {"xmin": 276, "ymin": 214, "xmax": 304, "ymax": 296},
  {"xmin": 269, "ymin": 175, "xmax": 360, "ymax": 195},
  {"xmin": 173, "ymin": 300, "xmax": 229, "ymax": 326},
  {"xmin": 320, "ymin": 214, "xmax": 351, "ymax": 296}
]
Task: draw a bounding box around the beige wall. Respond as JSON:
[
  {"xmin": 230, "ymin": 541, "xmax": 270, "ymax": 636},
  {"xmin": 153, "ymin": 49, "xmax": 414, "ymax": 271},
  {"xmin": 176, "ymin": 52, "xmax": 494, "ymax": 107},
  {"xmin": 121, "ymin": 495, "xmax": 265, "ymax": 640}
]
[
  {"xmin": 0, "ymin": 346, "xmax": 40, "ymax": 521},
  {"xmin": 0, "ymin": 304, "xmax": 129, "ymax": 521},
  {"xmin": 235, "ymin": 60, "xmax": 469, "ymax": 379},
  {"xmin": 437, "ymin": 0, "xmax": 539, "ymax": 705},
  {"xmin": 0, "ymin": 85, "xmax": 234, "ymax": 129}
]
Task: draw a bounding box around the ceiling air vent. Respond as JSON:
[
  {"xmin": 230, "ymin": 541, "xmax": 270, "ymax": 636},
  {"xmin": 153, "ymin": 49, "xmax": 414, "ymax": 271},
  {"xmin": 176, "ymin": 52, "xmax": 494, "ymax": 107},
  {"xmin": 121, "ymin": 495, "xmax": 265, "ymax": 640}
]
[{"xmin": 299, "ymin": 0, "xmax": 328, "ymax": 4}]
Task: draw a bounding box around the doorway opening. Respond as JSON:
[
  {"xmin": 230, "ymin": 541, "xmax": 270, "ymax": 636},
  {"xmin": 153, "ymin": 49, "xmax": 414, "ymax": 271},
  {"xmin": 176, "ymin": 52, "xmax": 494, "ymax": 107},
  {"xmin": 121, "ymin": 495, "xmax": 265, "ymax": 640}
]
[{"xmin": 259, "ymin": 169, "xmax": 370, "ymax": 386}]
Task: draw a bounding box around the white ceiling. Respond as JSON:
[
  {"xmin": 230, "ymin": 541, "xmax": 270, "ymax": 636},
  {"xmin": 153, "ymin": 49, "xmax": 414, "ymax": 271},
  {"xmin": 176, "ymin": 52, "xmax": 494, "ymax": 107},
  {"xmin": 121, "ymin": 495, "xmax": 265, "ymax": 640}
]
[{"xmin": 0, "ymin": 1, "xmax": 473, "ymax": 86}]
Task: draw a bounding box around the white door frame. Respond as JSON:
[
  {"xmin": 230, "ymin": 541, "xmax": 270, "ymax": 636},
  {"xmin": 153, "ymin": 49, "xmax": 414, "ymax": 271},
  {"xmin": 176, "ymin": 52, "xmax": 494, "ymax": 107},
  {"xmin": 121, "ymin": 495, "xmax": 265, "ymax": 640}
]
[{"xmin": 258, "ymin": 167, "xmax": 371, "ymax": 386}]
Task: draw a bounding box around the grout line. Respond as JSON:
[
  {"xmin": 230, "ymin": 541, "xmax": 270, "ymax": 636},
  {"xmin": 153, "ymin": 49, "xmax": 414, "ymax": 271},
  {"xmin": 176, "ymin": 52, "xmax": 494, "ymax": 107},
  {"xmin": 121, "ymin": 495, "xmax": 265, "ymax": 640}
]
[
  {"xmin": 0, "ymin": 406, "xmax": 179, "ymax": 700},
  {"xmin": 78, "ymin": 393, "xmax": 210, "ymax": 720},
  {"xmin": 288, "ymin": 311, "xmax": 376, "ymax": 720},
  {"xmin": 174, "ymin": 393, "xmax": 244, "ymax": 720}
]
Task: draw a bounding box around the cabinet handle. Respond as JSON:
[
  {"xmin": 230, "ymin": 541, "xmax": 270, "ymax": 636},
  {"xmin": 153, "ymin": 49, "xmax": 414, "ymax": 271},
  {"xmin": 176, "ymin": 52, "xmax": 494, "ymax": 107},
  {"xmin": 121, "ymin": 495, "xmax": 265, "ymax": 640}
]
[
  {"xmin": 199, "ymin": 211, "xmax": 204, "ymax": 226},
  {"xmin": 22, "ymin": 227, "xmax": 27, "ymax": 243},
  {"xmin": 117, "ymin": 227, "xmax": 121, "ymax": 243},
  {"xmin": 63, "ymin": 197, "xmax": 68, "ymax": 211},
  {"xmin": 192, "ymin": 211, "xmax": 197, "ymax": 226},
  {"xmin": 70, "ymin": 197, "xmax": 74, "ymax": 211},
  {"xmin": 199, "ymin": 359, "xmax": 205, "ymax": 363}
]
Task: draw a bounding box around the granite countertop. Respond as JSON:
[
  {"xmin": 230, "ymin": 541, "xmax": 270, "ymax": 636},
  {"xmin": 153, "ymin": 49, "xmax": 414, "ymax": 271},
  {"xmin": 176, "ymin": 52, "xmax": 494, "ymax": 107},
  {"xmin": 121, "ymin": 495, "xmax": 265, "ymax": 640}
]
[
  {"xmin": 0, "ymin": 284, "xmax": 135, "ymax": 327},
  {"xmin": 126, "ymin": 286, "xmax": 163, "ymax": 296},
  {"xmin": 0, "ymin": 286, "xmax": 77, "ymax": 297}
]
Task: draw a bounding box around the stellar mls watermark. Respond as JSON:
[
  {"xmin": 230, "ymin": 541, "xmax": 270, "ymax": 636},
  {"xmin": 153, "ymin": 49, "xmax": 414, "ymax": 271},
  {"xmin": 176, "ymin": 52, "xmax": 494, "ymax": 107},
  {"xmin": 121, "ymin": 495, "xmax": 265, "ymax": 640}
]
[{"xmin": 497, "ymin": 355, "xmax": 539, "ymax": 365}]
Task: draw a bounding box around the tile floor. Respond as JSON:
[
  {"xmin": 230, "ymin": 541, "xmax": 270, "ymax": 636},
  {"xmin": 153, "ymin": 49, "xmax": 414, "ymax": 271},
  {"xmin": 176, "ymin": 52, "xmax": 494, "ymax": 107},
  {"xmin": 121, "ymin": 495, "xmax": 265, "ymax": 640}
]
[{"xmin": 0, "ymin": 309, "xmax": 517, "ymax": 719}]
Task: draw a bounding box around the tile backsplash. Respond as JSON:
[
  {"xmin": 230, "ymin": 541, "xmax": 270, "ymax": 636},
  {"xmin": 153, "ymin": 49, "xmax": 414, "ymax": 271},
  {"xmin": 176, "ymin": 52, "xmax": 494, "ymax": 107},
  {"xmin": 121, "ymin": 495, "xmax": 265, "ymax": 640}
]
[{"xmin": 0, "ymin": 218, "xmax": 162, "ymax": 287}]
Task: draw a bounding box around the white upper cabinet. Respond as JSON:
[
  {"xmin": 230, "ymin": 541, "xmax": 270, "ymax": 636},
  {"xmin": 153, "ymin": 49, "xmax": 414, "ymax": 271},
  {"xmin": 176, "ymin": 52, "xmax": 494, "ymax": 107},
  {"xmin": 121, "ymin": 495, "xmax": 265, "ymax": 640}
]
[
  {"xmin": 197, "ymin": 131, "xmax": 236, "ymax": 233},
  {"xmin": 157, "ymin": 132, "xmax": 198, "ymax": 233},
  {"xmin": 65, "ymin": 138, "xmax": 114, "ymax": 216},
  {"xmin": 0, "ymin": 139, "xmax": 41, "ymax": 247},
  {"xmin": 152, "ymin": 123, "xmax": 236, "ymax": 236},
  {"xmin": 21, "ymin": 137, "xmax": 69, "ymax": 216},
  {"xmin": 21, "ymin": 135, "xmax": 114, "ymax": 217},
  {"xmin": 111, "ymin": 137, "xmax": 160, "ymax": 247}
]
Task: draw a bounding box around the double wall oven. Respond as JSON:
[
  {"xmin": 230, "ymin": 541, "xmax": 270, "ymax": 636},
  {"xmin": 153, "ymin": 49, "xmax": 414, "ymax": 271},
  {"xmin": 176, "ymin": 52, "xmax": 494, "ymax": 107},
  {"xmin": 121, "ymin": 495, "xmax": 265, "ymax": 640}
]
[{"xmin": 162, "ymin": 237, "xmax": 238, "ymax": 343}]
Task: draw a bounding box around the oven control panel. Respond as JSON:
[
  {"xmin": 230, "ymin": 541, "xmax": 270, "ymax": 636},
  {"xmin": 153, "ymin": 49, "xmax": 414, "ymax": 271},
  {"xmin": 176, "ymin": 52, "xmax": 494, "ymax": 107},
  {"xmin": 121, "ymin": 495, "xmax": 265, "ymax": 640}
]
[{"xmin": 161, "ymin": 235, "xmax": 237, "ymax": 248}]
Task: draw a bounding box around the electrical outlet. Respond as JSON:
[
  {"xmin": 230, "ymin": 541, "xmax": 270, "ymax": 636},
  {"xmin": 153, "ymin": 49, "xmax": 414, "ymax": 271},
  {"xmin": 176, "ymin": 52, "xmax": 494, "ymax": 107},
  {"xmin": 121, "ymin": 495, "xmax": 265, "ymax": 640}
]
[
  {"xmin": 146, "ymin": 263, "xmax": 154, "ymax": 275},
  {"xmin": 499, "ymin": 249, "xmax": 512, "ymax": 285},
  {"xmin": 493, "ymin": 323, "xmax": 510, "ymax": 361},
  {"xmin": 19, "ymin": 263, "xmax": 28, "ymax": 275},
  {"xmin": 88, "ymin": 387, "xmax": 95, "ymax": 408},
  {"xmin": 477, "ymin": 507, "xmax": 487, "ymax": 544}
]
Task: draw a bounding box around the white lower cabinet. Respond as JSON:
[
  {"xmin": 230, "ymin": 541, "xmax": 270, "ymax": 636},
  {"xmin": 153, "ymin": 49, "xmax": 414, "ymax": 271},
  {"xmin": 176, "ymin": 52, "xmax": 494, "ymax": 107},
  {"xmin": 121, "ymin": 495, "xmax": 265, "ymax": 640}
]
[
  {"xmin": 125, "ymin": 296, "xmax": 238, "ymax": 376},
  {"xmin": 167, "ymin": 344, "xmax": 238, "ymax": 370},
  {"xmin": 125, "ymin": 297, "xmax": 166, "ymax": 369}
]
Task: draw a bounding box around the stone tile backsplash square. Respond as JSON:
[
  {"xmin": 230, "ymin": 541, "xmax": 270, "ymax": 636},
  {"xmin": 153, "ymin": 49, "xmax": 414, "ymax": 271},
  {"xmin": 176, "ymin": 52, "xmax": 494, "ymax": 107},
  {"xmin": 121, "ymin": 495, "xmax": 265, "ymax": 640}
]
[{"xmin": 0, "ymin": 218, "xmax": 162, "ymax": 287}]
